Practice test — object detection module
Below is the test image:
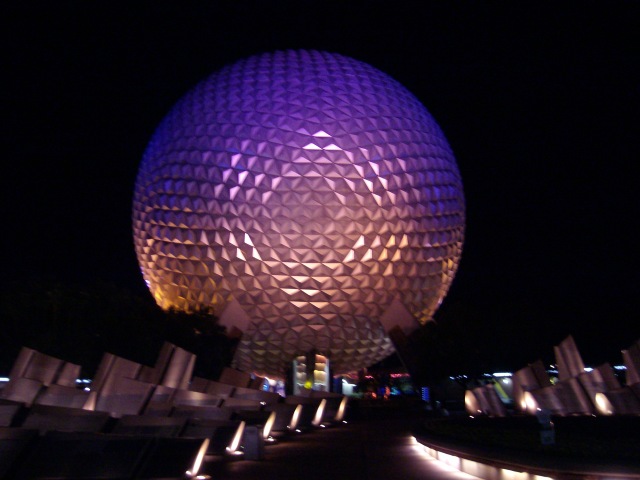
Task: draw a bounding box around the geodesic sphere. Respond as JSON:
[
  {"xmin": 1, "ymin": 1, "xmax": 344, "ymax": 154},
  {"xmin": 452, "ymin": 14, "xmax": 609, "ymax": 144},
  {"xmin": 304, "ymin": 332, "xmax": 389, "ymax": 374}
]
[{"xmin": 132, "ymin": 50, "xmax": 465, "ymax": 378}]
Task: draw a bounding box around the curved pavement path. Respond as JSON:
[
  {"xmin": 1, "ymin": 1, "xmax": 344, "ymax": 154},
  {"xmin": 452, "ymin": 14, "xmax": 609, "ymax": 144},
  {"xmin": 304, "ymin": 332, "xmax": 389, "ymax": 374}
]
[{"xmin": 201, "ymin": 406, "xmax": 474, "ymax": 480}]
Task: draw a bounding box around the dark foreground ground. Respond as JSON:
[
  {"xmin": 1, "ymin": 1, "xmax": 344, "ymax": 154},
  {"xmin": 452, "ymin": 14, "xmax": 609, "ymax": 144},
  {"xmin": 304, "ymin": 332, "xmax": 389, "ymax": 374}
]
[
  {"xmin": 201, "ymin": 399, "xmax": 465, "ymax": 480},
  {"xmin": 418, "ymin": 413, "xmax": 640, "ymax": 465},
  {"xmin": 201, "ymin": 399, "xmax": 640, "ymax": 480}
]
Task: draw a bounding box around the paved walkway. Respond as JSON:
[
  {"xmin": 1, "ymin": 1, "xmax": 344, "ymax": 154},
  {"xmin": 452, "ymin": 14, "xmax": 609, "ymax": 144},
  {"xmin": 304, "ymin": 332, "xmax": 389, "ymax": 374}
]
[{"xmin": 201, "ymin": 405, "xmax": 476, "ymax": 480}]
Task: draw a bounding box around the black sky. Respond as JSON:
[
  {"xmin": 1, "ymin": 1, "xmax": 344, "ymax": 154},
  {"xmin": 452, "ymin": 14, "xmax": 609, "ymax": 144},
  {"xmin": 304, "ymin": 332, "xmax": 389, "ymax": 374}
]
[{"xmin": 2, "ymin": 2, "xmax": 639, "ymax": 368}]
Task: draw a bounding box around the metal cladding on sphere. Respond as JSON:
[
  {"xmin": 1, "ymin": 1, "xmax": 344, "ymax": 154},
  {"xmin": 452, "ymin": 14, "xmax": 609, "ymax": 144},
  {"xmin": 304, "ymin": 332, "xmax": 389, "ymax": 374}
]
[{"xmin": 133, "ymin": 50, "xmax": 465, "ymax": 378}]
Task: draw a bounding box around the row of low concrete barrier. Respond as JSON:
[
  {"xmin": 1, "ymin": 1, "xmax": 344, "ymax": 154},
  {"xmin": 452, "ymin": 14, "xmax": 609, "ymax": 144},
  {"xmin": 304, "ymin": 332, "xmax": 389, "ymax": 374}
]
[
  {"xmin": 465, "ymin": 336, "xmax": 640, "ymax": 417},
  {"xmin": 0, "ymin": 343, "xmax": 348, "ymax": 479}
]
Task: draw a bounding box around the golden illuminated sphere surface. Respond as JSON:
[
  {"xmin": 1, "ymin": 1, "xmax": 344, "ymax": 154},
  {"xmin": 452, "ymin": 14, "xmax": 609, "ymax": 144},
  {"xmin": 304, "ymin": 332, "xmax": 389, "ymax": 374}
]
[{"xmin": 133, "ymin": 50, "xmax": 465, "ymax": 378}]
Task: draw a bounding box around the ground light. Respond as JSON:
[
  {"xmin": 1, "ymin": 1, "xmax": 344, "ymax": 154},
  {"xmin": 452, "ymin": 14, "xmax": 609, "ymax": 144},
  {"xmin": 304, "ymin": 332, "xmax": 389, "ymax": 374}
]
[
  {"xmin": 184, "ymin": 438, "xmax": 210, "ymax": 479},
  {"xmin": 523, "ymin": 391, "xmax": 539, "ymax": 415},
  {"xmin": 335, "ymin": 396, "xmax": 348, "ymax": 422},
  {"xmin": 594, "ymin": 392, "xmax": 614, "ymax": 415},
  {"xmin": 225, "ymin": 421, "xmax": 246, "ymax": 456},
  {"xmin": 262, "ymin": 410, "xmax": 276, "ymax": 440},
  {"xmin": 411, "ymin": 436, "xmax": 554, "ymax": 480},
  {"xmin": 312, "ymin": 399, "xmax": 327, "ymax": 427},
  {"xmin": 288, "ymin": 404, "xmax": 302, "ymax": 431}
]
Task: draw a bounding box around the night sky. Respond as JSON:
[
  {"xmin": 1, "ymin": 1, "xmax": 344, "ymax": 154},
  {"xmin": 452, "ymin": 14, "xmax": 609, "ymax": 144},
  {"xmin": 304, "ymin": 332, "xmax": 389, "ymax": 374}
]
[{"xmin": 3, "ymin": 2, "xmax": 639, "ymax": 369}]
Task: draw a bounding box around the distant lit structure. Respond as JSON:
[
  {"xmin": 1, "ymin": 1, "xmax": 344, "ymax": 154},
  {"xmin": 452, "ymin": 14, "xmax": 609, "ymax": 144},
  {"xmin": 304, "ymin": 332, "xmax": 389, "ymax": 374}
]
[
  {"xmin": 465, "ymin": 336, "xmax": 640, "ymax": 417},
  {"xmin": 133, "ymin": 50, "xmax": 465, "ymax": 379}
]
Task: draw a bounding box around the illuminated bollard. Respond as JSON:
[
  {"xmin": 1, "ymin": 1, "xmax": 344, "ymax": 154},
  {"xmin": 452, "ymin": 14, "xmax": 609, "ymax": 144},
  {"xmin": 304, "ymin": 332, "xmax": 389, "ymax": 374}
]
[{"xmin": 243, "ymin": 425, "xmax": 265, "ymax": 460}]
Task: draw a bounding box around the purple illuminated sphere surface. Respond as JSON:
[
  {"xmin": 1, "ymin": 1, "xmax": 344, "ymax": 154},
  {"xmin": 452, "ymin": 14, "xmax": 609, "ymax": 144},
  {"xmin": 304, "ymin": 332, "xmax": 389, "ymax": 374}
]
[{"xmin": 132, "ymin": 50, "xmax": 465, "ymax": 378}]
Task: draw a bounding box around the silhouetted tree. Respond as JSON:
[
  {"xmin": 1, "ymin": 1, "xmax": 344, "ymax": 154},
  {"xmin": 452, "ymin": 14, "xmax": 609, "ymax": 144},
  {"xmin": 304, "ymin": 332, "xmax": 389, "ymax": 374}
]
[{"xmin": 0, "ymin": 278, "xmax": 236, "ymax": 380}]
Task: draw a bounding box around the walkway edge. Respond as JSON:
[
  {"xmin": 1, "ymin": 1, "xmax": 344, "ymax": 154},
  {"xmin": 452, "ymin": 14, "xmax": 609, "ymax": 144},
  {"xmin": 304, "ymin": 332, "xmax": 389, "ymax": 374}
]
[{"xmin": 412, "ymin": 432, "xmax": 640, "ymax": 480}]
